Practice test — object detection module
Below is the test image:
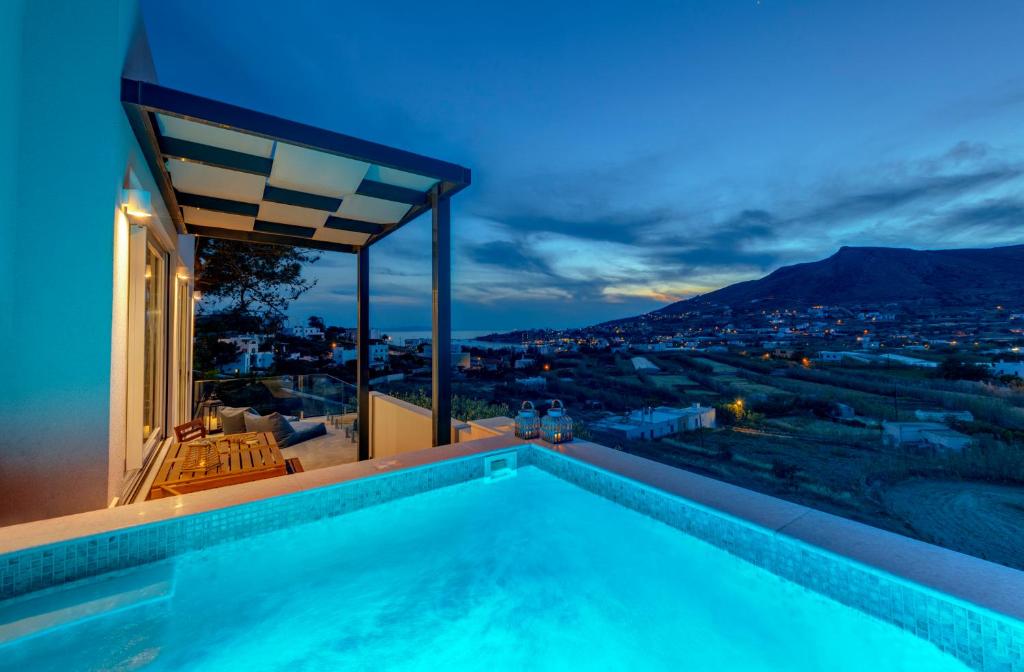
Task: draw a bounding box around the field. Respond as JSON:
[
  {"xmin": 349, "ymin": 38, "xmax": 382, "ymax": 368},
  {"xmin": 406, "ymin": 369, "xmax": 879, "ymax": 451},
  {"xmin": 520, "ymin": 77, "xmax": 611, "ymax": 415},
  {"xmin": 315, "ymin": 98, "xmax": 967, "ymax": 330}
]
[
  {"xmin": 884, "ymin": 480, "xmax": 1024, "ymax": 569},
  {"xmin": 568, "ymin": 349, "xmax": 1024, "ymax": 570},
  {"xmin": 648, "ymin": 374, "xmax": 695, "ymax": 389}
]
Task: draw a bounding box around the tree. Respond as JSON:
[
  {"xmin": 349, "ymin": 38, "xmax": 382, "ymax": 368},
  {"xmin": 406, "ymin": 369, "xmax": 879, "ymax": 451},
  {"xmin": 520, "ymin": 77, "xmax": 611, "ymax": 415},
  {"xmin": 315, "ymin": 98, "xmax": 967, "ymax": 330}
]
[
  {"xmin": 937, "ymin": 356, "xmax": 990, "ymax": 382},
  {"xmin": 195, "ymin": 238, "xmax": 320, "ymax": 325},
  {"xmin": 308, "ymin": 315, "xmax": 326, "ymax": 331},
  {"xmin": 193, "ymin": 335, "xmax": 240, "ymax": 373}
]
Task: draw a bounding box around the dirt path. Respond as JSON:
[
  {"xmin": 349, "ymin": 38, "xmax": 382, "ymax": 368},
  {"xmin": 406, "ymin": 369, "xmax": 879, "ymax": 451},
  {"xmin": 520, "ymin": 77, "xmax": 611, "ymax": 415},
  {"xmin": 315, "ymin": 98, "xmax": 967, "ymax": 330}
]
[{"xmin": 884, "ymin": 480, "xmax": 1024, "ymax": 571}]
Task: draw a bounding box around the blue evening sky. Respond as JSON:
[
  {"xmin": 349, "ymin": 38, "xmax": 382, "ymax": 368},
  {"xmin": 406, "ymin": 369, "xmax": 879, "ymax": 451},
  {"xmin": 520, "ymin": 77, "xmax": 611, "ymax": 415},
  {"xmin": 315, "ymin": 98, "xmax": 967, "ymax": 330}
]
[{"xmin": 144, "ymin": 0, "xmax": 1024, "ymax": 332}]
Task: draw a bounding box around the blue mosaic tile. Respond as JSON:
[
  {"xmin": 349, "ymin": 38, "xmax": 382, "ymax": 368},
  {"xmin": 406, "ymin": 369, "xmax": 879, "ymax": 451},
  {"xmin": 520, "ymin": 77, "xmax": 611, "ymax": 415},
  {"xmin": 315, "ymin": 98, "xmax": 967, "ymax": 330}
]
[{"xmin": 529, "ymin": 447, "xmax": 1024, "ymax": 672}]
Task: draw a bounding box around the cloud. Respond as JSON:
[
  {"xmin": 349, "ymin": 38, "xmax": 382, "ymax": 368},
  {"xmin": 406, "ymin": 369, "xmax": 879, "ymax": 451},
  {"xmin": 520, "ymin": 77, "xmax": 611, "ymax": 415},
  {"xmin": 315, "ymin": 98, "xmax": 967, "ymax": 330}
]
[
  {"xmin": 464, "ymin": 240, "xmax": 557, "ymax": 276},
  {"xmin": 796, "ymin": 168, "xmax": 1021, "ymax": 226},
  {"xmin": 485, "ymin": 211, "xmax": 673, "ymax": 246},
  {"xmin": 940, "ymin": 198, "xmax": 1024, "ymax": 234}
]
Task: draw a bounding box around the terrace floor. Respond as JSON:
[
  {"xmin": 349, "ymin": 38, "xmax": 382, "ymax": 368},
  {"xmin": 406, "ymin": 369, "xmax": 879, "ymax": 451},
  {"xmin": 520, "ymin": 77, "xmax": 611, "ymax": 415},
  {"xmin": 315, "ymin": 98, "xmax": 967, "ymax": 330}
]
[{"xmin": 279, "ymin": 414, "xmax": 359, "ymax": 471}]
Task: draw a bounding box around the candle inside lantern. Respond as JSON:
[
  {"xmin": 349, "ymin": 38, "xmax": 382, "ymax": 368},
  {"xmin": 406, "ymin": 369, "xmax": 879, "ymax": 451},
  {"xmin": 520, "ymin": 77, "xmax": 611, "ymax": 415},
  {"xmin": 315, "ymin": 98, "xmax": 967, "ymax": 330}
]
[
  {"xmin": 514, "ymin": 400, "xmax": 541, "ymax": 440},
  {"xmin": 541, "ymin": 400, "xmax": 573, "ymax": 444}
]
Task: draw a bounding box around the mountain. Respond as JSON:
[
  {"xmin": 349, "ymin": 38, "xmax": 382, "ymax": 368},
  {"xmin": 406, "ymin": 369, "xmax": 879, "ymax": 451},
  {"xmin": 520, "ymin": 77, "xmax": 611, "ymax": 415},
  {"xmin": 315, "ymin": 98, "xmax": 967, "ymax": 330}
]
[{"xmin": 656, "ymin": 244, "xmax": 1024, "ymax": 314}]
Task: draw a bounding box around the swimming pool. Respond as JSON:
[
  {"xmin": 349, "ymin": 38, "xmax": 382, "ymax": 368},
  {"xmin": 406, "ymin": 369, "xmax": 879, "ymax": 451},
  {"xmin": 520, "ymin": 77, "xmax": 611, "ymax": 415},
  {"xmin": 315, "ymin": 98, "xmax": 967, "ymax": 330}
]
[{"xmin": 0, "ymin": 445, "xmax": 1020, "ymax": 670}]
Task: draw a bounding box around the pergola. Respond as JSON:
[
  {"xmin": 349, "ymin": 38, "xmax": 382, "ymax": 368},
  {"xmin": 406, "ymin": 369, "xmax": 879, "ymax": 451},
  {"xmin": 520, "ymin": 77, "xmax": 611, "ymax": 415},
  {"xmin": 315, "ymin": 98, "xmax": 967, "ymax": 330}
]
[{"xmin": 121, "ymin": 78, "xmax": 471, "ymax": 460}]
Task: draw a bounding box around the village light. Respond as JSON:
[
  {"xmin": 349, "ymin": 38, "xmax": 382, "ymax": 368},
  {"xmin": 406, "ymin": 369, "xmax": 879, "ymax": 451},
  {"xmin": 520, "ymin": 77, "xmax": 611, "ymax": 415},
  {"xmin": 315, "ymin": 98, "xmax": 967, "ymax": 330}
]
[
  {"xmin": 514, "ymin": 401, "xmax": 541, "ymax": 440},
  {"xmin": 541, "ymin": 399, "xmax": 573, "ymax": 444}
]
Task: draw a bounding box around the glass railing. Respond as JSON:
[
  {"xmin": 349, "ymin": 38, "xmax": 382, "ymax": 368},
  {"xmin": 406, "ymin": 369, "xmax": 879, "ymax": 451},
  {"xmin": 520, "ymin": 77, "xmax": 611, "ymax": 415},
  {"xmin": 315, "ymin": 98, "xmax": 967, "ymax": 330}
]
[{"xmin": 193, "ymin": 374, "xmax": 356, "ymax": 420}]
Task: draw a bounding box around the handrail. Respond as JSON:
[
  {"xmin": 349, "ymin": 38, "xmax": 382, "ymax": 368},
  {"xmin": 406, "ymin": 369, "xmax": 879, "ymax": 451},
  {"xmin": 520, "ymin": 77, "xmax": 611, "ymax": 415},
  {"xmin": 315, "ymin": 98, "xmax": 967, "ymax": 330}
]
[{"xmin": 193, "ymin": 373, "xmax": 357, "ymax": 419}]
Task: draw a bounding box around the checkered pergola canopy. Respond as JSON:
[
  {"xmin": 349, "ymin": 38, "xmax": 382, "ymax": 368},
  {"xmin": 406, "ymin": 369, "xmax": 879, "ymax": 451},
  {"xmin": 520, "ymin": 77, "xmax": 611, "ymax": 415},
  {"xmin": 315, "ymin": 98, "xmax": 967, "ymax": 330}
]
[{"xmin": 122, "ymin": 79, "xmax": 471, "ymax": 253}]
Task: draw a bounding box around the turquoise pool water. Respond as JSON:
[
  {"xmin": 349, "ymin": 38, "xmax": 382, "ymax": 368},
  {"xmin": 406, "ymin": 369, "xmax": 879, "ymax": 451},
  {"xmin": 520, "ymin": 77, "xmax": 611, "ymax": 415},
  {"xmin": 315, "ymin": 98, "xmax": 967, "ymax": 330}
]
[{"xmin": 1, "ymin": 465, "xmax": 969, "ymax": 671}]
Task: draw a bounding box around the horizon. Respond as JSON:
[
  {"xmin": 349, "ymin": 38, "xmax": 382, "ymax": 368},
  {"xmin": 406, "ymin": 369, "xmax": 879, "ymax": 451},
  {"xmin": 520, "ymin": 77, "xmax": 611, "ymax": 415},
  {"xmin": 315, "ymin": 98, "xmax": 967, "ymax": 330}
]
[{"xmin": 145, "ymin": 0, "xmax": 1024, "ymax": 331}]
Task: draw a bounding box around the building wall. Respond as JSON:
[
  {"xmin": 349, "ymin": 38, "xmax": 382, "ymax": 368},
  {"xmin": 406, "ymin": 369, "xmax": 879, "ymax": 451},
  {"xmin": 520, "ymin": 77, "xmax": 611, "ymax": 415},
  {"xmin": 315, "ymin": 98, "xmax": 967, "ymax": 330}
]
[
  {"xmin": 368, "ymin": 392, "xmax": 471, "ymax": 459},
  {"xmin": 0, "ymin": 1, "xmax": 23, "ymax": 350},
  {"xmin": 0, "ymin": 0, "xmax": 191, "ymax": 525}
]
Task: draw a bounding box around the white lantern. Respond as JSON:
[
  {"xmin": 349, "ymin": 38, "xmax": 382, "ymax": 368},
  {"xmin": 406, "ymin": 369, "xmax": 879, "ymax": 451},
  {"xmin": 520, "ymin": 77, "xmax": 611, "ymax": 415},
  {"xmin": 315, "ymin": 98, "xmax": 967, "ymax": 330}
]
[
  {"xmin": 541, "ymin": 399, "xmax": 573, "ymax": 444},
  {"xmin": 514, "ymin": 401, "xmax": 541, "ymax": 439}
]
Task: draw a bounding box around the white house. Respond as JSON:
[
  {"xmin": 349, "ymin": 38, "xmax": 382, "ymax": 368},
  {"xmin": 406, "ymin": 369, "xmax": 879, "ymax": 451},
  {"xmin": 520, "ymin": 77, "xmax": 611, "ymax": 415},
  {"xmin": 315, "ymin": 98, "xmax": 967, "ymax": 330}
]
[
  {"xmin": 221, "ymin": 349, "xmax": 274, "ymax": 376},
  {"xmin": 287, "ymin": 324, "xmax": 324, "ymax": 339},
  {"xmin": 914, "ymin": 409, "xmax": 973, "ymax": 423},
  {"xmin": 920, "ymin": 428, "xmax": 973, "ymax": 453},
  {"xmin": 593, "ymin": 404, "xmax": 716, "ymax": 441},
  {"xmin": 993, "ymin": 360, "xmax": 1024, "ymax": 378},
  {"xmin": 883, "ymin": 421, "xmax": 972, "ymax": 452},
  {"xmin": 883, "ymin": 422, "xmax": 946, "ymax": 446},
  {"xmin": 333, "ymin": 340, "xmax": 388, "ymax": 369},
  {"xmin": 218, "ymin": 334, "xmax": 267, "ymax": 354}
]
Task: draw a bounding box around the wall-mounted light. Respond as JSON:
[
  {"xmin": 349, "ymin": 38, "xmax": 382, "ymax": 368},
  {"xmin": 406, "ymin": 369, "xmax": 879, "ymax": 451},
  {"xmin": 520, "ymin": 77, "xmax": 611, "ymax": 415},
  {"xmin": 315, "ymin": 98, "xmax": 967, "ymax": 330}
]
[{"xmin": 121, "ymin": 188, "xmax": 152, "ymax": 218}]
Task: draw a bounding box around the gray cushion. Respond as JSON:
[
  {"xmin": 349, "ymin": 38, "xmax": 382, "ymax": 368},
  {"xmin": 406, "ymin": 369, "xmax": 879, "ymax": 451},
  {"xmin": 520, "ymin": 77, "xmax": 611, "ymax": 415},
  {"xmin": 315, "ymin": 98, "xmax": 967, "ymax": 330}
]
[
  {"xmin": 280, "ymin": 421, "xmax": 327, "ymax": 448},
  {"xmin": 219, "ymin": 406, "xmax": 254, "ymax": 435},
  {"xmin": 244, "ymin": 411, "xmax": 296, "ymax": 446}
]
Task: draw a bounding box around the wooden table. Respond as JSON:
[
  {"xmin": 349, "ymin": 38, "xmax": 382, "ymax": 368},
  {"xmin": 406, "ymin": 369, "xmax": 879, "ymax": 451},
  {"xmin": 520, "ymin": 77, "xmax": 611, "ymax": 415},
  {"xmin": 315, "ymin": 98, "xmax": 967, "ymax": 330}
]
[{"xmin": 149, "ymin": 432, "xmax": 287, "ymax": 499}]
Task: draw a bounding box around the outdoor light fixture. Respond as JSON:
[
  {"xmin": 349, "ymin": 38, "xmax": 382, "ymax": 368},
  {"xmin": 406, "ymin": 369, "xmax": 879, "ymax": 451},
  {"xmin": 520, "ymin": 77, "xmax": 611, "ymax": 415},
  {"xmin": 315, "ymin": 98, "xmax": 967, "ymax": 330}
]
[
  {"xmin": 198, "ymin": 396, "xmax": 224, "ymax": 434},
  {"xmin": 121, "ymin": 188, "xmax": 152, "ymax": 218},
  {"xmin": 514, "ymin": 401, "xmax": 541, "ymax": 440},
  {"xmin": 541, "ymin": 399, "xmax": 573, "ymax": 444}
]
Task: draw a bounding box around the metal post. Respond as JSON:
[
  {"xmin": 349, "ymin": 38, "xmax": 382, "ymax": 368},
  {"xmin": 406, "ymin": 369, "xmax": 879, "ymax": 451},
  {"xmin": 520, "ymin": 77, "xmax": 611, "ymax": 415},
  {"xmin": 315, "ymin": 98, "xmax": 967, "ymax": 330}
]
[
  {"xmin": 431, "ymin": 186, "xmax": 452, "ymax": 446},
  {"xmin": 357, "ymin": 246, "xmax": 371, "ymax": 460}
]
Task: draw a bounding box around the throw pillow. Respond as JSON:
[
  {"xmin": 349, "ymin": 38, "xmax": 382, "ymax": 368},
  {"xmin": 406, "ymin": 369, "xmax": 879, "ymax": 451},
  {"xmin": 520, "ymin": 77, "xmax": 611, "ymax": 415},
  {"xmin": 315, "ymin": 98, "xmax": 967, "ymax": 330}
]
[
  {"xmin": 245, "ymin": 412, "xmax": 296, "ymax": 446},
  {"xmin": 219, "ymin": 406, "xmax": 254, "ymax": 435}
]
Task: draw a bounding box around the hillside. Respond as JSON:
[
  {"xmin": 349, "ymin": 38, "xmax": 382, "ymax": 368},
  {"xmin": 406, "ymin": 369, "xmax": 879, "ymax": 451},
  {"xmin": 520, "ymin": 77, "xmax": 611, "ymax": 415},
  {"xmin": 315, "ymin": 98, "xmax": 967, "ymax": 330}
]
[{"xmin": 656, "ymin": 244, "xmax": 1024, "ymax": 314}]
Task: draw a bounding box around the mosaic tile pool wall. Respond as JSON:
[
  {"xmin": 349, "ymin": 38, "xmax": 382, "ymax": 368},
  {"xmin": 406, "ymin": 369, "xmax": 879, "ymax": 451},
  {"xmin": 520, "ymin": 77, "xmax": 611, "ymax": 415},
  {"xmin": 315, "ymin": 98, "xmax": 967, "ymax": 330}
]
[
  {"xmin": 2, "ymin": 444, "xmax": 1021, "ymax": 671},
  {"xmin": 0, "ymin": 446, "xmax": 535, "ymax": 601},
  {"xmin": 529, "ymin": 448, "xmax": 1024, "ymax": 672}
]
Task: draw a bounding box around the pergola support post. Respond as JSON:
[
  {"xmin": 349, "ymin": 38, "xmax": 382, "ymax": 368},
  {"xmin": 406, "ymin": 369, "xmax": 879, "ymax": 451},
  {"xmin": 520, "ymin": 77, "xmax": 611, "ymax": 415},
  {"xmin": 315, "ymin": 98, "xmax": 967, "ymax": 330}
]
[
  {"xmin": 356, "ymin": 245, "xmax": 371, "ymax": 460},
  {"xmin": 431, "ymin": 186, "xmax": 452, "ymax": 446}
]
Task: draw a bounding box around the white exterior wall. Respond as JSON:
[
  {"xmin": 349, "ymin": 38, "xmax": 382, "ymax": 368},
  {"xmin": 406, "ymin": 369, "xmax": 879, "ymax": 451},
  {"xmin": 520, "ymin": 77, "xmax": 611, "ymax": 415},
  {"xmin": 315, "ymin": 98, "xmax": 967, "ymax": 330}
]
[
  {"xmin": 0, "ymin": 0, "xmax": 193, "ymax": 525},
  {"xmin": 994, "ymin": 361, "xmax": 1024, "ymax": 378},
  {"xmin": 368, "ymin": 392, "xmax": 470, "ymax": 459}
]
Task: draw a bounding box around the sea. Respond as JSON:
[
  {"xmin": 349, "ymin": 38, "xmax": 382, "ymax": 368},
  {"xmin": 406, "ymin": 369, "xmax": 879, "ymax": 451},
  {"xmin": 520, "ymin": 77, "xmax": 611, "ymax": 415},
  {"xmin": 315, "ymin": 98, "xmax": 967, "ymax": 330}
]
[{"xmin": 387, "ymin": 330, "xmax": 524, "ymax": 351}]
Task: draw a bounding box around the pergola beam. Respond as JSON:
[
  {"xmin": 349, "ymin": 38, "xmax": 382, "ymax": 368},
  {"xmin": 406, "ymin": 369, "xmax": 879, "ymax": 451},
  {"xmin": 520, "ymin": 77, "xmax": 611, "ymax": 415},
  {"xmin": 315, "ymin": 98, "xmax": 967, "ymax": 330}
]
[
  {"xmin": 431, "ymin": 186, "xmax": 452, "ymax": 447},
  {"xmin": 356, "ymin": 246, "xmax": 371, "ymax": 460}
]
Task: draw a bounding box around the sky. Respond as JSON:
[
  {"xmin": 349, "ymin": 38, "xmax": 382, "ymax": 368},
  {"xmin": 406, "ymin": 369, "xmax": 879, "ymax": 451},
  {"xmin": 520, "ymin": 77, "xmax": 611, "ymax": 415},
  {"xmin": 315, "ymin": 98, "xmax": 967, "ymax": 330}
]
[{"xmin": 144, "ymin": 0, "xmax": 1024, "ymax": 333}]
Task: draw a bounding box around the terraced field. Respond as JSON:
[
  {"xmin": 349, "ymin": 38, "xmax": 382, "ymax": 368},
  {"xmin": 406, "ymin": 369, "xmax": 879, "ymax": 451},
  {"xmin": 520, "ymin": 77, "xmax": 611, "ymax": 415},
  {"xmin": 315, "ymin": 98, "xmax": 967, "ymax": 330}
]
[{"xmin": 884, "ymin": 480, "xmax": 1024, "ymax": 570}]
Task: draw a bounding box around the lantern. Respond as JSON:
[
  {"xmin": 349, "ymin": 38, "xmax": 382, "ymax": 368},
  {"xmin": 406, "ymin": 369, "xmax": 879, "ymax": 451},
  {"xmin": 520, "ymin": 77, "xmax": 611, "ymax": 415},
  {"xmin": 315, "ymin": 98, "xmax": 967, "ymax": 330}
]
[
  {"xmin": 541, "ymin": 399, "xmax": 573, "ymax": 444},
  {"xmin": 514, "ymin": 401, "xmax": 541, "ymax": 440},
  {"xmin": 198, "ymin": 396, "xmax": 225, "ymax": 434}
]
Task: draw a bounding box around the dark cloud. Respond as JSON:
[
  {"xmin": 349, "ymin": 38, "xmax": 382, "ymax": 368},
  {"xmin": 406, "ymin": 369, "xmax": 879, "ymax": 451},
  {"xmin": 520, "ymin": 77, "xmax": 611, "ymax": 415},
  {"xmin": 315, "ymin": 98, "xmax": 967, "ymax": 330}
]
[
  {"xmin": 941, "ymin": 199, "xmax": 1024, "ymax": 233},
  {"xmin": 798, "ymin": 168, "xmax": 1021, "ymax": 225},
  {"xmin": 464, "ymin": 240, "xmax": 557, "ymax": 276},
  {"xmin": 653, "ymin": 210, "xmax": 780, "ymax": 269},
  {"xmin": 488, "ymin": 211, "xmax": 673, "ymax": 246}
]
